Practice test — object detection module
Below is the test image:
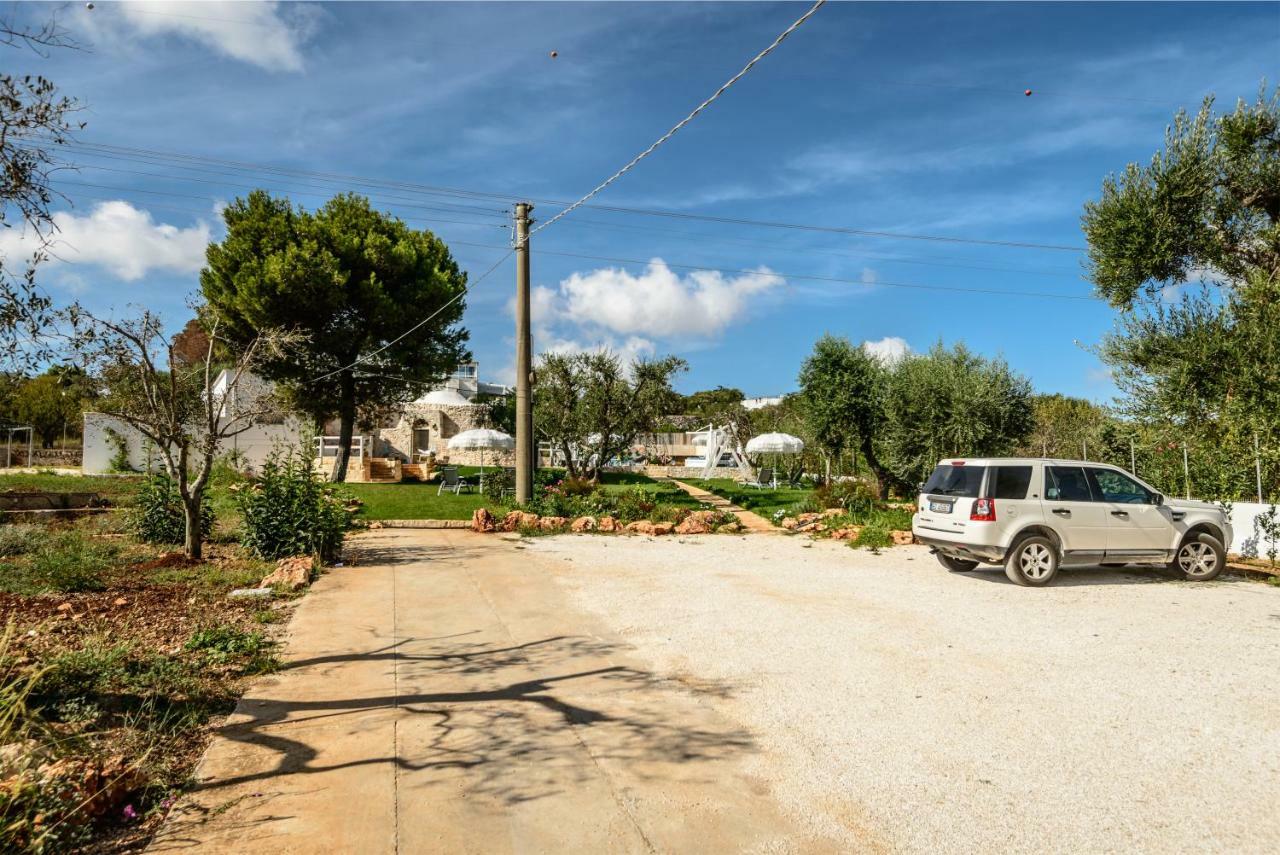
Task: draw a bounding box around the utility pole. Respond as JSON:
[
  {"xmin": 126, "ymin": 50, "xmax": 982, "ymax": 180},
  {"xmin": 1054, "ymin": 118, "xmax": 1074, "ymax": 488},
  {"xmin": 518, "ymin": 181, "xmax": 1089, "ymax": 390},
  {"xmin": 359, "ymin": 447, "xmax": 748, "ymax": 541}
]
[{"xmin": 514, "ymin": 202, "xmax": 535, "ymax": 504}]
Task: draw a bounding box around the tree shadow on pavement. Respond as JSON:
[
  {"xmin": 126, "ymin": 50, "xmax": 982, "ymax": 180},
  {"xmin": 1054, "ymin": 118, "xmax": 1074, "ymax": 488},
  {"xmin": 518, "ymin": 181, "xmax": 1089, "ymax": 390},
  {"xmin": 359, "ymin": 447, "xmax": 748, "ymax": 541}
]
[{"xmin": 176, "ymin": 633, "xmax": 753, "ymax": 811}]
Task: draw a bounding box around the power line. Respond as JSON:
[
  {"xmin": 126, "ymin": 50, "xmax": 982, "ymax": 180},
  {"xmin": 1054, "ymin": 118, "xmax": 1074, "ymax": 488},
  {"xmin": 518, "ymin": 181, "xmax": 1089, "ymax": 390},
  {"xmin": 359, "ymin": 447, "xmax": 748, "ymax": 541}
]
[
  {"xmin": 309, "ymin": 251, "xmax": 514, "ymax": 384},
  {"xmin": 55, "ymin": 181, "xmax": 510, "ymax": 231},
  {"xmin": 526, "ymin": 0, "xmax": 828, "ymax": 241},
  {"xmin": 446, "ymin": 241, "xmax": 1098, "ymax": 301},
  {"xmin": 309, "ymin": 1, "xmax": 828, "ymax": 385},
  {"xmin": 50, "ymin": 137, "xmax": 1082, "ymax": 252}
]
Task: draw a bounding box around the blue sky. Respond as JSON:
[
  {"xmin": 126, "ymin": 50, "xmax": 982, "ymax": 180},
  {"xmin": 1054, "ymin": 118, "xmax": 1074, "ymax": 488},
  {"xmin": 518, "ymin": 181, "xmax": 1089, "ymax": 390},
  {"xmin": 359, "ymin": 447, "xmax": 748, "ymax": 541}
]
[{"xmin": 7, "ymin": 1, "xmax": 1278, "ymax": 400}]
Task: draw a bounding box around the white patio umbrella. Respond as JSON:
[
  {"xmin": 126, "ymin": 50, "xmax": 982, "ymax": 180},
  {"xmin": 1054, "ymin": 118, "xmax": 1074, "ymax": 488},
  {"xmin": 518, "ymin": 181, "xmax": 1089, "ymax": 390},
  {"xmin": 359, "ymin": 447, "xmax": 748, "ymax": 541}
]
[
  {"xmin": 745, "ymin": 432, "xmax": 804, "ymax": 488},
  {"xmin": 447, "ymin": 428, "xmax": 515, "ymax": 488},
  {"xmin": 745, "ymin": 432, "xmax": 805, "ymax": 454}
]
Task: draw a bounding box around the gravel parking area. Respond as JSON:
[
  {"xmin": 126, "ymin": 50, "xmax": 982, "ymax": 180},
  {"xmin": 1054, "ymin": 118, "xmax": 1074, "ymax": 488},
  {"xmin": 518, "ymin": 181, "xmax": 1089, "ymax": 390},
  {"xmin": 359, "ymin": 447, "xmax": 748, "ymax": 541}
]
[{"xmin": 531, "ymin": 535, "xmax": 1280, "ymax": 853}]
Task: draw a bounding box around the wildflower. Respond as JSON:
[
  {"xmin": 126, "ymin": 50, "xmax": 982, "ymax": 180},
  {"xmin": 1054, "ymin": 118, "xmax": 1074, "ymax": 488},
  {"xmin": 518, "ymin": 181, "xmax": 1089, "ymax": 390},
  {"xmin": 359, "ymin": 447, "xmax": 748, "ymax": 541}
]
[{"xmin": 122, "ymin": 804, "xmax": 139, "ymax": 821}]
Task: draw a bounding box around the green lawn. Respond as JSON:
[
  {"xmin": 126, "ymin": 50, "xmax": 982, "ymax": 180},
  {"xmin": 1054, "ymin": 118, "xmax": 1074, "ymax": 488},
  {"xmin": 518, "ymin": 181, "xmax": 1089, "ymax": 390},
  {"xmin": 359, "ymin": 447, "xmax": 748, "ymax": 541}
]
[
  {"xmin": 347, "ymin": 469, "xmax": 704, "ymax": 520},
  {"xmin": 686, "ymin": 478, "xmax": 814, "ymax": 521},
  {"xmin": 0, "ymin": 471, "xmax": 143, "ymax": 504},
  {"xmin": 343, "ymin": 482, "xmax": 511, "ymax": 520}
]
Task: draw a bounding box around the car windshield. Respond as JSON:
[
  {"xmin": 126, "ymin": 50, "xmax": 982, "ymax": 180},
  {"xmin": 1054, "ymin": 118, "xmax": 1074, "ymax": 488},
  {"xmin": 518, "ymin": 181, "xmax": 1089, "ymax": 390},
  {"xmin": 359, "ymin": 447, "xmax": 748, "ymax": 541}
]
[{"xmin": 922, "ymin": 464, "xmax": 986, "ymax": 497}]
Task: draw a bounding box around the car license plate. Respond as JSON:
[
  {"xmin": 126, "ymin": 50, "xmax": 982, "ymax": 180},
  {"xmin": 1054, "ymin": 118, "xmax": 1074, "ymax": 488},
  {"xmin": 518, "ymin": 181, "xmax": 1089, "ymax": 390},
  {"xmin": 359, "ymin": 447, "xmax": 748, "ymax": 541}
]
[{"xmin": 929, "ymin": 501, "xmax": 951, "ymax": 513}]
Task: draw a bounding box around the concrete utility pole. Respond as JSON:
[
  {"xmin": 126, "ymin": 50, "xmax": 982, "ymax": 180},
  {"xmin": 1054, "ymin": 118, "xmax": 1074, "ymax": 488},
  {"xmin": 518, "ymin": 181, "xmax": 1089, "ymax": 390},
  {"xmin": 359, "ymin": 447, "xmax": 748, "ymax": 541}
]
[{"xmin": 514, "ymin": 202, "xmax": 535, "ymax": 504}]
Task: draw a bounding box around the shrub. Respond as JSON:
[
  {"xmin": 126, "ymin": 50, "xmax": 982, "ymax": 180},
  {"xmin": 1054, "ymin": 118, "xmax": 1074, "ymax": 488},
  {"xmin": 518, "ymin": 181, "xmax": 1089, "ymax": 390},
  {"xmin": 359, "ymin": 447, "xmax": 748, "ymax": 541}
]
[
  {"xmin": 482, "ymin": 467, "xmax": 514, "ymax": 503},
  {"xmin": 852, "ymin": 524, "xmax": 893, "ymax": 550},
  {"xmin": 612, "ymin": 487, "xmax": 657, "ymax": 523},
  {"xmin": 185, "ymin": 625, "xmax": 275, "ymax": 672},
  {"xmin": 0, "ymin": 532, "xmax": 116, "ymax": 595},
  {"xmin": 103, "ymin": 427, "xmax": 134, "ymax": 473},
  {"xmin": 0, "ymin": 525, "xmax": 47, "ymax": 558},
  {"xmin": 815, "ymin": 480, "xmax": 878, "ymax": 515},
  {"xmin": 130, "ymin": 474, "xmax": 213, "ymax": 546},
  {"xmin": 236, "ymin": 447, "xmax": 355, "ymax": 561}
]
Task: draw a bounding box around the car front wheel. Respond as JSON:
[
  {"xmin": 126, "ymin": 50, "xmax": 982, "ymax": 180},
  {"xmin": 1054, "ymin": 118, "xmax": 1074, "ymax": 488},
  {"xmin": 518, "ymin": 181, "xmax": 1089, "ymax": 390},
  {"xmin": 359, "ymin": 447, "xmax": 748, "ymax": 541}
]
[
  {"xmin": 937, "ymin": 553, "xmax": 979, "ymax": 573},
  {"xmin": 1171, "ymin": 533, "xmax": 1225, "ymax": 581},
  {"xmin": 1004, "ymin": 536, "xmax": 1059, "ymax": 587}
]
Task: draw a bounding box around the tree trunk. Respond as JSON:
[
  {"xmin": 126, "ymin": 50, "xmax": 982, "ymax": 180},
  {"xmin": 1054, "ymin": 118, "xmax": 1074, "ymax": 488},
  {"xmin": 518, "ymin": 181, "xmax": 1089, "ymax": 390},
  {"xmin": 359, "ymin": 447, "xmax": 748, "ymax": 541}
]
[
  {"xmin": 859, "ymin": 434, "xmax": 890, "ymax": 500},
  {"xmin": 330, "ymin": 371, "xmax": 357, "ymax": 483},
  {"xmin": 182, "ymin": 494, "xmax": 203, "ymax": 560}
]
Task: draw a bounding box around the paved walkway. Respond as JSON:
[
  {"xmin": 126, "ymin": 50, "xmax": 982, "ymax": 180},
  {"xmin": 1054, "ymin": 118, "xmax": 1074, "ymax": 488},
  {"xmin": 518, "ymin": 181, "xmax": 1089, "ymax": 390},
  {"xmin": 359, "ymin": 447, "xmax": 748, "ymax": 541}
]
[
  {"xmin": 151, "ymin": 529, "xmax": 830, "ymax": 853},
  {"xmin": 666, "ymin": 479, "xmax": 778, "ymax": 532}
]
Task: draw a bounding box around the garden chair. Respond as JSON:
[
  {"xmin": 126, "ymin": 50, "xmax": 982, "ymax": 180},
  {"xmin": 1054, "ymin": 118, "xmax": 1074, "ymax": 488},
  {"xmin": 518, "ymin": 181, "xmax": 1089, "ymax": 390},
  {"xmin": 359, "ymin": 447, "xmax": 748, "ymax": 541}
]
[
  {"xmin": 745, "ymin": 467, "xmax": 776, "ymax": 489},
  {"xmin": 437, "ymin": 466, "xmax": 473, "ymax": 495}
]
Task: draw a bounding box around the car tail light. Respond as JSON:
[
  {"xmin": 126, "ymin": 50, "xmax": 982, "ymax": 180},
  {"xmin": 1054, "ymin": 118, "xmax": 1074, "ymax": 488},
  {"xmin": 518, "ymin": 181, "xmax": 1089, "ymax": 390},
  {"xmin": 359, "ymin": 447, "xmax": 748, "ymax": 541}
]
[{"xmin": 970, "ymin": 498, "xmax": 996, "ymax": 521}]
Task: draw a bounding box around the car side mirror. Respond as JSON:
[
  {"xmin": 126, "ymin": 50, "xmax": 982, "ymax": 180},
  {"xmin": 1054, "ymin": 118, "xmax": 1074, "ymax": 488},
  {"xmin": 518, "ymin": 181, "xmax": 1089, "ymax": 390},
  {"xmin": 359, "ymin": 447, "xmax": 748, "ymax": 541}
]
[
  {"xmin": 1151, "ymin": 493, "xmax": 1164, "ymax": 506},
  {"xmin": 917, "ymin": 481, "xmax": 925, "ymax": 492}
]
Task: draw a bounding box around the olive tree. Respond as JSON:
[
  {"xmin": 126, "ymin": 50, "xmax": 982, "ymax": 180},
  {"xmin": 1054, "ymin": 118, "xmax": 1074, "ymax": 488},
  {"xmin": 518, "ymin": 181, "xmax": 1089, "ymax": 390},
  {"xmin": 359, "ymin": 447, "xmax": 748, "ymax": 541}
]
[
  {"xmin": 534, "ymin": 351, "xmax": 686, "ymax": 481},
  {"xmin": 70, "ymin": 308, "xmax": 295, "ymax": 558}
]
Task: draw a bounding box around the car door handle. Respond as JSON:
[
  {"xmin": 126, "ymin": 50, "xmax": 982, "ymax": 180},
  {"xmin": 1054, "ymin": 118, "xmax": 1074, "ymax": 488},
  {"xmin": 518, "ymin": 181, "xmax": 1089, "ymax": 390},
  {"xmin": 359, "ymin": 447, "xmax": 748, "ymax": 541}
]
[
  {"xmin": 1051, "ymin": 508, "xmax": 1071, "ymax": 516},
  {"xmin": 1110, "ymin": 510, "xmax": 1128, "ymax": 517}
]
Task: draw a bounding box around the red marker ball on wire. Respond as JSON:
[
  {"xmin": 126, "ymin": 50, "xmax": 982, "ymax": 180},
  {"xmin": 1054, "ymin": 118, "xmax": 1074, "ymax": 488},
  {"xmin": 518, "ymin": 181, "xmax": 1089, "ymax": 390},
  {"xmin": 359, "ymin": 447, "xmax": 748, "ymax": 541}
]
[
  {"xmin": 1024, "ymin": 88, "xmax": 1033, "ymax": 96},
  {"xmin": 550, "ymin": 50, "xmax": 558, "ymax": 59}
]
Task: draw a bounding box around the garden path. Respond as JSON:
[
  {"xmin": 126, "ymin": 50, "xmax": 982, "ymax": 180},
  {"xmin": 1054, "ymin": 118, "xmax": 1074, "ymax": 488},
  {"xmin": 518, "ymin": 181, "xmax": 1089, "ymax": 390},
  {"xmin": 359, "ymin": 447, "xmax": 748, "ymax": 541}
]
[{"xmin": 666, "ymin": 478, "xmax": 779, "ymax": 532}]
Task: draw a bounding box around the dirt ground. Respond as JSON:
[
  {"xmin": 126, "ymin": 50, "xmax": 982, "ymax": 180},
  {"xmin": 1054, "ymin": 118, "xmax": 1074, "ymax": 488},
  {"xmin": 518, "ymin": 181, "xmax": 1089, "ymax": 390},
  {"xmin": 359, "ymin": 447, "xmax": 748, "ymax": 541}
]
[
  {"xmin": 541, "ymin": 533, "xmax": 1280, "ymax": 853},
  {"xmin": 158, "ymin": 530, "xmax": 1280, "ymax": 853}
]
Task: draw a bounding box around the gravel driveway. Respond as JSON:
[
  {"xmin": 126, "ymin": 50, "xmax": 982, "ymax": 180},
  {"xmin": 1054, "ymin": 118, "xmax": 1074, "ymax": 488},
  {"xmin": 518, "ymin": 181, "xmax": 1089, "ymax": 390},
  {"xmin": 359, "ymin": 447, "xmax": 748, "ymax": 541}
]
[{"xmin": 530, "ymin": 535, "xmax": 1280, "ymax": 853}]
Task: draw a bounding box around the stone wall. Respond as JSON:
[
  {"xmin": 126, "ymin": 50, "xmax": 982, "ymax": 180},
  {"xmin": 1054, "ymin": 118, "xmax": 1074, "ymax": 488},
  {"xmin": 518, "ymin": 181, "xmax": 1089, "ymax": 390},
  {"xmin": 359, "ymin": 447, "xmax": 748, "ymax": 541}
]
[
  {"xmin": 376, "ymin": 402, "xmax": 489, "ymax": 462},
  {"xmin": 642, "ymin": 464, "xmax": 743, "ymax": 480}
]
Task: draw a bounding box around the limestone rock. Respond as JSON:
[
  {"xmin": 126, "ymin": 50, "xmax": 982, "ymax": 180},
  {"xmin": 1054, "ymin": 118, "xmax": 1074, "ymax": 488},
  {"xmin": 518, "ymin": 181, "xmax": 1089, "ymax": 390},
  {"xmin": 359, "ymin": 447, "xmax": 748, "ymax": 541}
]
[
  {"xmin": 651, "ymin": 522, "xmax": 674, "ymax": 536},
  {"xmin": 674, "ymin": 510, "xmax": 718, "ymax": 535},
  {"xmin": 890, "ymin": 530, "xmax": 916, "ymax": 546},
  {"xmin": 502, "ymin": 511, "xmax": 539, "ymax": 532},
  {"xmin": 597, "ymin": 516, "xmax": 619, "ymax": 532},
  {"xmin": 625, "ymin": 520, "xmax": 656, "ymax": 535},
  {"xmin": 570, "ymin": 516, "xmax": 597, "ymax": 532},
  {"xmin": 539, "ymin": 516, "xmax": 568, "ymax": 531},
  {"xmin": 260, "ymin": 555, "xmax": 313, "ymax": 592},
  {"xmin": 830, "ymin": 526, "xmax": 863, "ymax": 541},
  {"xmin": 471, "ymin": 507, "xmax": 496, "ymax": 533}
]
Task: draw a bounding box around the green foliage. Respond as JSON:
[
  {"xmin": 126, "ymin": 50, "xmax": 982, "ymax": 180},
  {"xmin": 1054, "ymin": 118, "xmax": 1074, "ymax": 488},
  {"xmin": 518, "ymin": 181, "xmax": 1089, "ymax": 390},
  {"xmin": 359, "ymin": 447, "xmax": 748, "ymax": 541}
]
[
  {"xmin": 813, "ymin": 479, "xmax": 878, "ymax": 516},
  {"xmin": 1083, "ymin": 87, "xmax": 1279, "ymax": 309},
  {"xmin": 534, "ymin": 350, "xmax": 687, "ymax": 480},
  {"xmin": 852, "ymin": 524, "xmax": 894, "ymax": 550},
  {"xmin": 12, "ymin": 373, "xmax": 81, "ymax": 448},
  {"xmin": 481, "ymin": 466, "xmax": 514, "ymax": 503},
  {"xmin": 130, "ymin": 473, "xmax": 213, "ymax": 546},
  {"xmin": 235, "ymin": 447, "xmax": 354, "ymax": 561},
  {"xmin": 103, "ymin": 426, "xmax": 134, "ymax": 473},
  {"xmin": 184, "ymin": 625, "xmax": 275, "ymax": 672},
  {"xmin": 0, "ymin": 524, "xmax": 46, "ymax": 558},
  {"xmin": 1082, "ymin": 86, "xmax": 1280, "ymax": 500},
  {"xmin": 0, "ymin": 531, "xmax": 116, "ymax": 595},
  {"xmin": 1254, "ymin": 505, "xmax": 1280, "ymax": 566},
  {"xmin": 201, "ymin": 191, "xmax": 470, "ymax": 480},
  {"xmin": 798, "ymin": 335, "xmax": 891, "ymax": 493},
  {"xmin": 881, "ymin": 342, "xmax": 1034, "ymax": 488}
]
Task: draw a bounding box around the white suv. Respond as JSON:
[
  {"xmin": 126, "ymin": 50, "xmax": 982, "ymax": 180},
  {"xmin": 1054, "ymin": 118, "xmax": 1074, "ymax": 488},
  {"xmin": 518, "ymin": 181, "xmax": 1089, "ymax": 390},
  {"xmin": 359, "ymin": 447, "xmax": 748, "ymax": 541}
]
[{"xmin": 911, "ymin": 458, "xmax": 1232, "ymax": 587}]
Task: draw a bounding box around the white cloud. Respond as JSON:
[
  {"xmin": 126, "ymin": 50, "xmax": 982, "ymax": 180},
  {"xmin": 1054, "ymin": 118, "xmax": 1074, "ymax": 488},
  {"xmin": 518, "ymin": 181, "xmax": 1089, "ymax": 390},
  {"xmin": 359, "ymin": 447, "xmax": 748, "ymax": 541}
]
[
  {"xmin": 862, "ymin": 336, "xmax": 911, "ymax": 364},
  {"xmin": 860, "ymin": 267, "xmax": 877, "ymax": 285},
  {"xmin": 108, "ymin": 1, "xmax": 319, "ymax": 72},
  {"xmin": 0, "ymin": 201, "xmax": 210, "ymax": 282},
  {"xmin": 552, "ymin": 259, "xmax": 784, "ymax": 339}
]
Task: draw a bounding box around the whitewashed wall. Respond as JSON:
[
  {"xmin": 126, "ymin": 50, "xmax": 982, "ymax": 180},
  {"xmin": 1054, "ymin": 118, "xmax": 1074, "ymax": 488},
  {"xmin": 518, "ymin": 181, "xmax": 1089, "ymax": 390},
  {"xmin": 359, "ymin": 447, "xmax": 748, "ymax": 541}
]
[
  {"xmin": 1227, "ymin": 501, "xmax": 1279, "ymax": 558},
  {"xmin": 83, "ymin": 413, "xmax": 306, "ymax": 475}
]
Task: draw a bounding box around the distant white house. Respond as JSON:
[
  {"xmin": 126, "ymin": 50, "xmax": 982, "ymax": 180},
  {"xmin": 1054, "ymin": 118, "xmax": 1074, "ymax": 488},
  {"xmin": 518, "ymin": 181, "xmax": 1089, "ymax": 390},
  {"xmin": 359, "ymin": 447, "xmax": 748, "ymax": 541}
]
[
  {"xmin": 84, "ymin": 362, "xmax": 513, "ymax": 479},
  {"xmin": 742, "ymin": 395, "xmax": 785, "ymax": 410}
]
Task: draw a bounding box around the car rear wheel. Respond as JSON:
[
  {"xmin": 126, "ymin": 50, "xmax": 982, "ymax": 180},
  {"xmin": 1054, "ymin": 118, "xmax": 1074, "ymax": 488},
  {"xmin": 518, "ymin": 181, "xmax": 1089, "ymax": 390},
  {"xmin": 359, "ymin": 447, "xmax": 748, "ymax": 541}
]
[
  {"xmin": 1004, "ymin": 536, "xmax": 1059, "ymax": 587},
  {"xmin": 937, "ymin": 554, "xmax": 979, "ymax": 573},
  {"xmin": 1171, "ymin": 533, "xmax": 1225, "ymax": 581}
]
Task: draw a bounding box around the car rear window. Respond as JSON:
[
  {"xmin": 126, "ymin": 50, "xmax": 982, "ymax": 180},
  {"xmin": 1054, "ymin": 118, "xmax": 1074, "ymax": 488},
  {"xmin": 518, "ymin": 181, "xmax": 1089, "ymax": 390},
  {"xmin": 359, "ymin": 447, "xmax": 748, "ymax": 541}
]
[
  {"xmin": 991, "ymin": 466, "xmax": 1033, "ymax": 499},
  {"xmin": 923, "ymin": 464, "xmax": 986, "ymax": 497}
]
